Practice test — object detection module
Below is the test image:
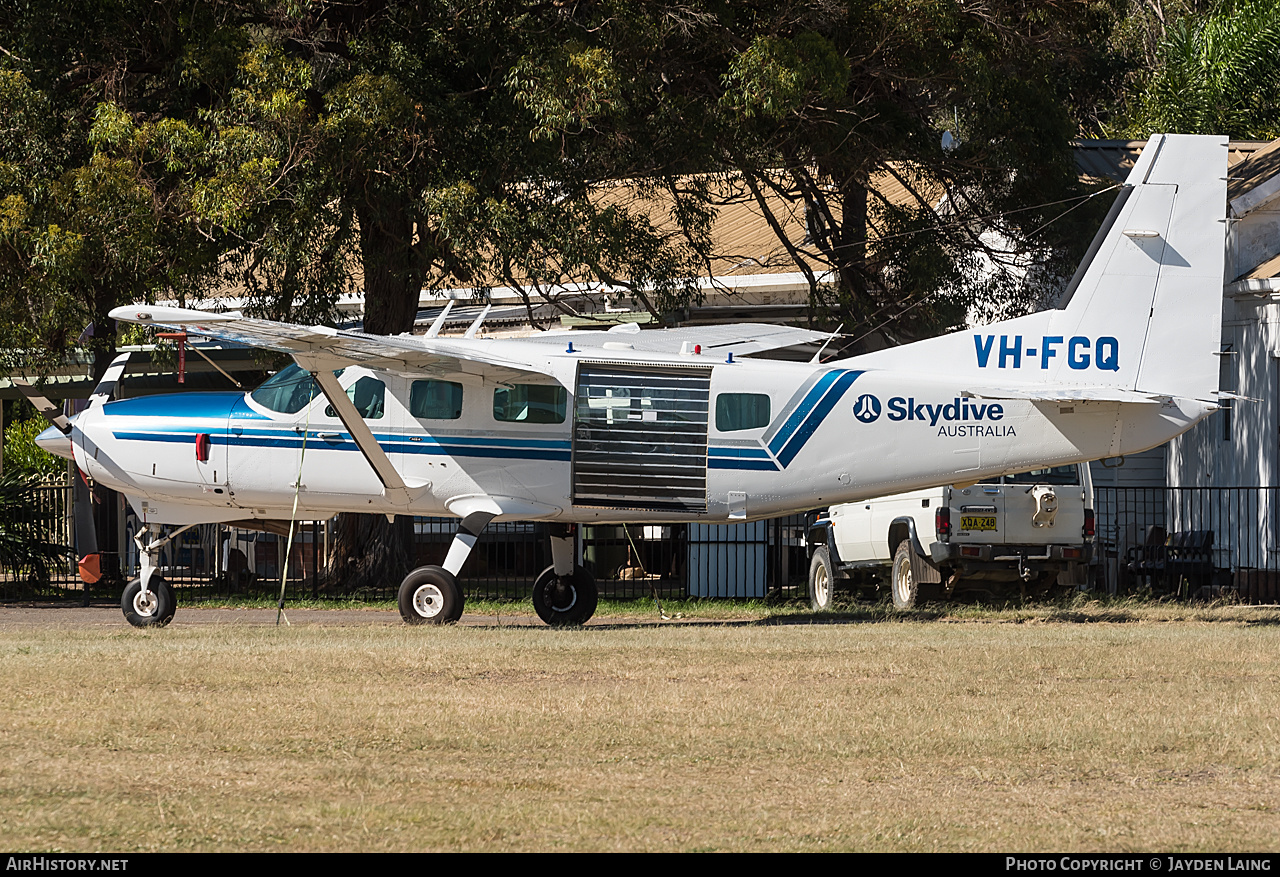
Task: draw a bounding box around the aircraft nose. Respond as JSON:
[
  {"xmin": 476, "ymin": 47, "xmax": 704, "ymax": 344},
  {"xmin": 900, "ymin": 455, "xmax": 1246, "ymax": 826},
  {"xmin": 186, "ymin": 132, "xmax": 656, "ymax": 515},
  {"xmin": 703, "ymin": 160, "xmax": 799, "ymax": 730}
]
[{"xmin": 35, "ymin": 424, "xmax": 75, "ymax": 461}]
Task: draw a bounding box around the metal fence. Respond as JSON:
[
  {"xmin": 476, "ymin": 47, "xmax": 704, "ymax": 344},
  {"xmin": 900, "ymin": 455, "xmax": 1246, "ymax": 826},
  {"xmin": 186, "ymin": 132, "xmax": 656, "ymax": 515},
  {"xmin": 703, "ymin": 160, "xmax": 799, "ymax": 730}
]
[
  {"xmin": 0, "ymin": 478, "xmax": 812, "ymax": 605},
  {"xmin": 1093, "ymin": 486, "xmax": 1280, "ymax": 600},
  {"xmin": 0, "ymin": 476, "xmax": 76, "ymax": 602},
  {"xmin": 34, "ymin": 482, "xmax": 1280, "ymax": 605}
]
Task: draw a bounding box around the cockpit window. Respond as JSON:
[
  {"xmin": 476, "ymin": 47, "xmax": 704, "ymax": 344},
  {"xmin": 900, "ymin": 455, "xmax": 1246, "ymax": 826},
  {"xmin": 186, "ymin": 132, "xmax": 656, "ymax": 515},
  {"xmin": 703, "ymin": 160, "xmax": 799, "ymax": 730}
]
[{"xmin": 250, "ymin": 365, "xmax": 344, "ymax": 414}]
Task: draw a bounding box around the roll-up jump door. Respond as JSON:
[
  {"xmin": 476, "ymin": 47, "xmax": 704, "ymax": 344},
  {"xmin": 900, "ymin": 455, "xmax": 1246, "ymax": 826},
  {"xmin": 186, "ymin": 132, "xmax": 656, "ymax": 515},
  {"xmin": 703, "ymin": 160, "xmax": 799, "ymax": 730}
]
[{"xmin": 572, "ymin": 364, "xmax": 711, "ymax": 512}]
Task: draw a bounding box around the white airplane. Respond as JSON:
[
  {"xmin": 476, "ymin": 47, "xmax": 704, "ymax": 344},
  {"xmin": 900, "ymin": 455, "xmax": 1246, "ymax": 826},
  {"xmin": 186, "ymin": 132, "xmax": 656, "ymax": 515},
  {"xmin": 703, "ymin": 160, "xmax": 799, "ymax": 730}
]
[{"xmin": 28, "ymin": 133, "xmax": 1228, "ymax": 629}]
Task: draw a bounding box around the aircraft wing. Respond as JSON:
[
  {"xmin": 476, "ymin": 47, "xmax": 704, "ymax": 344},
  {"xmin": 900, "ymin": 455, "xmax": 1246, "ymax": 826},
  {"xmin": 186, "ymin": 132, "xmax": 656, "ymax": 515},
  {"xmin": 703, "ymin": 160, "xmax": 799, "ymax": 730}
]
[
  {"xmin": 108, "ymin": 305, "xmax": 546, "ymax": 382},
  {"xmin": 523, "ymin": 322, "xmax": 834, "ymax": 356}
]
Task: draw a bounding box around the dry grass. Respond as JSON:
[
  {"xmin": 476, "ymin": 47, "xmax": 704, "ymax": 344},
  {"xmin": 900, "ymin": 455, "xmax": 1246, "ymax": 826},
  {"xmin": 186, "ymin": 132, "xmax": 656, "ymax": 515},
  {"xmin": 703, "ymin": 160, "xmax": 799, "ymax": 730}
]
[{"xmin": 2, "ymin": 604, "xmax": 1280, "ymax": 851}]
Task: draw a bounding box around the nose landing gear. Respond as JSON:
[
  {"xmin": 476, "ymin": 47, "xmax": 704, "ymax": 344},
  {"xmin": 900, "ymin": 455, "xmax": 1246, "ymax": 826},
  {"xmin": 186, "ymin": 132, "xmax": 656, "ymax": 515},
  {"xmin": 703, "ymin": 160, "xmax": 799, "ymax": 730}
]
[{"xmin": 123, "ymin": 523, "xmax": 194, "ymax": 628}]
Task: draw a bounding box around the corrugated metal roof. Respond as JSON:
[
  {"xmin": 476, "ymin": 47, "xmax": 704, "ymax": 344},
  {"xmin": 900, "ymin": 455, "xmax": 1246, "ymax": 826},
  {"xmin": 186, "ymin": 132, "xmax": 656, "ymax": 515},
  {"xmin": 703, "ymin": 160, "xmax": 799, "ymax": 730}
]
[
  {"xmin": 1072, "ymin": 139, "xmax": 1269, "ymax": 182},
  {"xmin": 587, "ymin": 170, "xmax": 937, "ymax": 279},
  {"xmin": 1228, "ymin": 139, "xmax": 1280, "ymax": 215},
  {"xmin": 1244, "ymin": 251, "xmax": 1280, "ymax": 281}
]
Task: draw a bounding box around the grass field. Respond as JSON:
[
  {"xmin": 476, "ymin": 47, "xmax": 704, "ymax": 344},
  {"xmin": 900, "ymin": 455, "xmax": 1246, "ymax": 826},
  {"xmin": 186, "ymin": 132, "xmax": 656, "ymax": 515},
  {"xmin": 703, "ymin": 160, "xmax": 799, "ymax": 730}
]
[{"xmin": 2, "ymin": 598, "xmax": 1279, "ymax": 852}]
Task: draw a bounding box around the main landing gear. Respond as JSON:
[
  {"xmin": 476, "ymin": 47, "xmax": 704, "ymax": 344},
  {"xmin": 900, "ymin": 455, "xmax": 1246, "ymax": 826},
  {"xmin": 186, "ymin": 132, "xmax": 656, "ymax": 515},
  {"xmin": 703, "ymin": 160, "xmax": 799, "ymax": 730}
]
[
  {"xmin": 123, "ymin": 523, "xmax": 191, "ymax": 628},
  {"xmin": 397, "ymin": 519, "xmax": 599, "ymax": 627},
  {"xmin": 532, "ymin": 524, "xmax": 598, "ymax": 626}
]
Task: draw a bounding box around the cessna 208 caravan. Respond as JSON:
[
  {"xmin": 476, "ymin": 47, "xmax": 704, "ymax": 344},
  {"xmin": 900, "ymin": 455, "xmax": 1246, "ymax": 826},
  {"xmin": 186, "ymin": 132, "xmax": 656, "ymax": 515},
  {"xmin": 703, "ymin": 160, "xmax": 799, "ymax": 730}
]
[{"xmin": 28, "ymin": 134, "xmax": 1228, "ymax": 628}]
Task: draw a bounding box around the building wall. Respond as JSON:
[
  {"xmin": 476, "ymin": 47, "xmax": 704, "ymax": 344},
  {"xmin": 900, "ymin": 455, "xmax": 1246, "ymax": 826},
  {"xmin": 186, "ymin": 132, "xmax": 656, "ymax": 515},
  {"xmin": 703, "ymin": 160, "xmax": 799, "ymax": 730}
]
[
  {"xmin": 1161, "ymin": 296, "xmax": 1280, "ymax": 574},
  {"xmin": 1167, "ymin": 297, "xmax": 1279, "ymax": 489}
]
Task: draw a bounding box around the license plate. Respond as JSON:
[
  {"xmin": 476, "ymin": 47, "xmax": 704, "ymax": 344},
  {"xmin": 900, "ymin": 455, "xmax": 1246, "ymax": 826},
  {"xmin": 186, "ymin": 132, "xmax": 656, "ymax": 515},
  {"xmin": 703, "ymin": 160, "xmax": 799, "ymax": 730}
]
[{"xmin": 960, "ymin": 515, "xmax": 997, "ymax": 531}]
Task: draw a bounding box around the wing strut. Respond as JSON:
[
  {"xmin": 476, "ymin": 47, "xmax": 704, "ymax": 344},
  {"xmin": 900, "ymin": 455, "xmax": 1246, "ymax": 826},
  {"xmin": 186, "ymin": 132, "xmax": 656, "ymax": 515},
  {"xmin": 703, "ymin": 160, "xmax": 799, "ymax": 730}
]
[{"xmin": 302, "ymin": 362, "xmax": 422, "ymax": 505}]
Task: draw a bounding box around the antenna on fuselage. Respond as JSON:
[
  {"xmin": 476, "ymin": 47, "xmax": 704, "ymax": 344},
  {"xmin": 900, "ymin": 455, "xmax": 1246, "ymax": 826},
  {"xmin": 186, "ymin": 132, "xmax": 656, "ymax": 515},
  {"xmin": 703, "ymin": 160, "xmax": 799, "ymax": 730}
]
[
  {"xmin": 464, "ymin": 303, "xmax": 492, "ymax": 339},
  {"xmin": 424, "ymin": 300, "xmax": 455, "ymax": 339}
]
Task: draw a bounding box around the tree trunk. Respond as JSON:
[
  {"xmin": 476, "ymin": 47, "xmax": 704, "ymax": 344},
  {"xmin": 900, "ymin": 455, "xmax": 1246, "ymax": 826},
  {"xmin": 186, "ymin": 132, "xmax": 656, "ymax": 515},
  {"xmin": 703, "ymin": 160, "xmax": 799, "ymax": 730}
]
[
  {"xmin": 834, "ymin": 175, "xmax": 869, "ymax": 304},
  {"xmin": 322, "ymin": 193, "xmax": 424, "ymax": 593},
  {"xmin": 319, "ymin": 513, "xmax": 415, "ymax": 594},
  {"xmin": 355, "ymin": 196, "xmax": 420, "ymax": 335}
]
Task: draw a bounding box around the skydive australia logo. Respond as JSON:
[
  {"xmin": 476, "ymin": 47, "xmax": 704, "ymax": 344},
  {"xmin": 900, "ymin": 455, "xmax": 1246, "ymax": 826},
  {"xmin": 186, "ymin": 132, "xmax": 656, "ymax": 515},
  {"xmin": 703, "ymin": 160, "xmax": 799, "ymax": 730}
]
[
  {"xmin": 852, "ymin": 394, "xmax": 881, "ymax": 423},
  {"xmin": 853, "ymin": 394, "xmax": 1017, "ymax": 438}
]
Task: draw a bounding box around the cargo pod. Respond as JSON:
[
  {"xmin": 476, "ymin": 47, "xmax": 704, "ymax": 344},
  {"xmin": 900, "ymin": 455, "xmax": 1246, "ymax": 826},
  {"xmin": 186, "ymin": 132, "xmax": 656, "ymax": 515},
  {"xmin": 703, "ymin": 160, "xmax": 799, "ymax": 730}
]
[{"xmin": 572, "ymin": 364, "xmax": 711, "ymax": 512}]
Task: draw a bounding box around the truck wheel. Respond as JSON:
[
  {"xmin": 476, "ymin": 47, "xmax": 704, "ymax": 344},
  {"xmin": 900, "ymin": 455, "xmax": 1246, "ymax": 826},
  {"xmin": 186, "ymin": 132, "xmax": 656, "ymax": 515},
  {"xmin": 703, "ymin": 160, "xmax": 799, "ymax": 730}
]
[
  {"xmin": 809, "ymin": 547, "xmax": 835, "ymax": 612},
  {"xmin": 891, "ymin": 541, "xmax": 919, "ymax": 610}
]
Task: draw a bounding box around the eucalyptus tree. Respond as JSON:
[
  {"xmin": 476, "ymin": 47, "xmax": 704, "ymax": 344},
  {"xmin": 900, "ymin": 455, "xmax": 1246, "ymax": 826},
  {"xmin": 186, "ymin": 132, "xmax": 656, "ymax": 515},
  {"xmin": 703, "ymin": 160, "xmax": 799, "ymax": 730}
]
[{"xmin": 707, "ymin": 2, "xmax": 1120, "ymax": 347}]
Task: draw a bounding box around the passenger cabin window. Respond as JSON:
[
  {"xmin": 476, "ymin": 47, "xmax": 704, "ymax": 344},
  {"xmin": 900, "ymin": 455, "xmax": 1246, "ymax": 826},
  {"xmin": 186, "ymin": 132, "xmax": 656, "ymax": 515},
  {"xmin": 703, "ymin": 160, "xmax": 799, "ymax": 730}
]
[
  {"xmin": 715, "ymin": 393, "xmax": 771, "ymax": 432},
  {"xmin": 411, "ymin": 380, "xmax": 464, "ymax": 420},
  {"xmin": 493, "ymin": 384, "xmax": 567, "ymax": 424},
  {"xmin": 325, "ymin": 376, "xmax": 385, "ymax": 420},
  {"xmin": 251, "ymin": 365, "xmax": 344, "ymax": 414}
]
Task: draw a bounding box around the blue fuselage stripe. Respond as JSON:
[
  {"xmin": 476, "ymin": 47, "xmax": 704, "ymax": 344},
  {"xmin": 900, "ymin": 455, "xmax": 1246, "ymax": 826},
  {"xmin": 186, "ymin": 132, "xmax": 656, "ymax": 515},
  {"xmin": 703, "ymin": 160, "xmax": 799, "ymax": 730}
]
[
  {"xmin": 708, "ymin": 458, "xmax": 780, "ymax": 471},
  {"xmin": 708, "ymin": 447, "xmax": 773, "ymax": 459},
  {"xmin": 113, "ymin": 430, "xmax": 571, "ymax": 461}
]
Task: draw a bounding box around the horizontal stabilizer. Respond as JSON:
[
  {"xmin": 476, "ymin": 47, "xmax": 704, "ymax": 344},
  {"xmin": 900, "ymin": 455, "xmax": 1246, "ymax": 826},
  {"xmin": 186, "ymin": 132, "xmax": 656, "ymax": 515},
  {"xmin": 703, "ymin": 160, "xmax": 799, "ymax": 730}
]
[{"xmin": 964, "ymin": 386, "xmax": 1170, "ymax": 404}]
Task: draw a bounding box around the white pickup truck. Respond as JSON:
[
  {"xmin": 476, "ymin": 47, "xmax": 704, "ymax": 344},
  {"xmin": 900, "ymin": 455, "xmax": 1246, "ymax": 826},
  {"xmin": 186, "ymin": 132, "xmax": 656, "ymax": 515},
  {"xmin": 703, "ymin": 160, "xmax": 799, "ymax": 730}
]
[{"xmin": 806, "ymin": 465, "xmax": 1094, "ymax": 609}]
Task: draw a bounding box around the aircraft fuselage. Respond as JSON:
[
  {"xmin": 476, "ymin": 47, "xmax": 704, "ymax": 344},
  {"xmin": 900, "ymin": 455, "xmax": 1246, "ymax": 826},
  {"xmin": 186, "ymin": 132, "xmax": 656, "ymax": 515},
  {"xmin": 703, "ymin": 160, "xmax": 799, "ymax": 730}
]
[{"xmin": 64, "ymin": 345, "xmax": 1213, "ymax": 527}]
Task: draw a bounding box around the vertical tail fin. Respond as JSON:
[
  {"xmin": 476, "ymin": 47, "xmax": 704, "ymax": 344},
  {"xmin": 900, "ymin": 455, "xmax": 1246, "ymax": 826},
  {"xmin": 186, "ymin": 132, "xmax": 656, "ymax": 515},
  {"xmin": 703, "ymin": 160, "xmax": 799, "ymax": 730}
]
[
  {"xmin": 851, "ymin": 134, "xmax": 1229, "ymax": 403},
  {"xmin": 1051, "ymin": 134, "xmax": 1227, "ymax": 398}
]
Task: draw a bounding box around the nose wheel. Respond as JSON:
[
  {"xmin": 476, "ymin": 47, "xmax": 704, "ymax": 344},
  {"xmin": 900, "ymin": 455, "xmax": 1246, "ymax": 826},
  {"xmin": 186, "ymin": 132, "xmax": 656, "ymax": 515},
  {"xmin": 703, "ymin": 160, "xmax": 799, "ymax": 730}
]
[
  {"xmin": 532, "ymin": 565, "xmax": 598, "ymax": 626},
  {"xmin": 121, "ymin": 575, "xmax": 175, "ymax": 627},
  {"xmin": 122, "ymin": 523, "xmax": 192, "ymax": 628}
]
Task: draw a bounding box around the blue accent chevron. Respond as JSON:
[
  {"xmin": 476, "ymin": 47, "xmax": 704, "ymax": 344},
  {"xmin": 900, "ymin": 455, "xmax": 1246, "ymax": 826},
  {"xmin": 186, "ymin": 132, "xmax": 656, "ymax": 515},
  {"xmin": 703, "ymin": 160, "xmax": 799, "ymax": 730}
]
[
  {"xmin": 774, "ymin": 370, "xmax": 863, "ymax": 467},
  {"xmin": 767, "ymin": 370, "xmax": 843, "ymax": 457}
]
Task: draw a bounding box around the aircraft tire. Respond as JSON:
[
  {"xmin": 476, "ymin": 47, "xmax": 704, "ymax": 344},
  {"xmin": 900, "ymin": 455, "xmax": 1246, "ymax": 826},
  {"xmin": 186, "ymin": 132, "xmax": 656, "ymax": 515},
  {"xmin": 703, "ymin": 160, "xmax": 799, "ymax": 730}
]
[
  {"xmin": 122, "ymin": 576, "xmax": 175, "ymax": 628},
  {"xmin": 809, "ymin": 547, "xmax": 835, "ymax": 612},
  {"xmin": 398, "ymin": 565, "xmax": 464, "ymax": 625},
  {"xmin": 891, "ymin": 541, "xmax": 919, "ymax": 610},
  {"xmin": 532, "ymin": 565, "xmax": 598, "ymax": 626}
]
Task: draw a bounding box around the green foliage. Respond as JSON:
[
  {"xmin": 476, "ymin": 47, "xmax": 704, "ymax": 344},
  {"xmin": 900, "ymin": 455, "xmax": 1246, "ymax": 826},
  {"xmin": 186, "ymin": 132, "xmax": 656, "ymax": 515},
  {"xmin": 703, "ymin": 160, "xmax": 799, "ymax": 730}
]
[
  {"xmin": 722, "ymin": 32, "xmax": 848, "ymax": 119},
  {"xmin": 0, "ymin": 471, "xmax": 69, "ymax": 583},
  {"xmin": 4, "ymin": 416, "xmax": 64, "ymax": 478},
  {"xmin": 1127, "ymin": 0, "xmax": 1280, "ymax": 139},
  {"xmin": 0, "ymin": 0, "xmax": 1129, "ymax": 354},
  {"xmin": 508, "ymin": 44, "xmax": 623, "ymax": 140}
]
